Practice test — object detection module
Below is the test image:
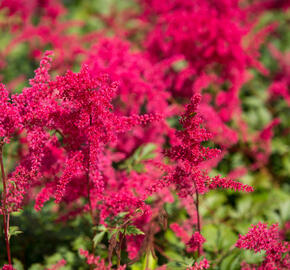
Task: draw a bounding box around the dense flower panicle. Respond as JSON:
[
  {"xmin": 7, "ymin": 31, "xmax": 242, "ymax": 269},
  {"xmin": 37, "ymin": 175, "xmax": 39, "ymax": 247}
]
[
  {"xmin": 13, "ymin": 51, "xmax": 54, "ymax": 129},
  {"xmin": 99, "ymin": 191, "xmax": 147, "ymax": 223},
  {"xmin": 187, "ymin": 258, "xmax": 210, "ymax": 270},
  {"xmin": 165, "ymin": 95, "xmax": 219, "ymax": 166},
  {"xmin": 1, "ymin": 52, "xmax": 57, "ymax": 212},
  {"xmin": 3, "ymin": 51, "xmax": 151, "ymax": 213},
  {"xmin": 236, "ymin": 223, "xmax": 290, "ymax": 269},
  {"xmin": 137, "ymin": 0, "xmax": 285, "ymax": 177},
  {"xmin": 80, "ymin": 249, "xmax": 126, "ymax": 270},
  {"xmin": 34, "ymin": 184, "xmax": 55, "ymax": 211},
  {"xmin": 85, "ymin": 37, "xmax": 169, "ymax": 115},
  {"xmin": 268, "ymin": 45, "xmax": 290, "ymax": 106},
  {"xmin": 187, "ymin": 232, "xmax": 206, "ymax": 252},
  {"xmin": 247, "ymin": 0, "xmax": 290, "ymax": 13},
  {"xmin": 249, "ymin": 118, "xmax": 281, "ymax": 170},
  {"xmin": 198, "ymin": 103, "xmax": 238, "ymax": 147},
  {"xmin": 83, "ymin": 37, "xmax": 173, "ymax": 158},
  {"xmin": 156, "ymin": 94, "xmax": 253, "ymax": 197},
  {"xmin": 140, "ymin": 0, "xmax": 263, "ymax": 107},
  {"xmin": 0, "ymin": 0, "xmax": 65, "ymax": 23},
  {"xmin": 170, "ymin": 223, "xmax": 191, "ymax": 244},
  {"xmin": 10, "ymin": 53, "xmax": 161, "ymax": 211},
  {"xmin": 54, "ymin": 151, "xmax": 84, "ymax": 203},
  {"xmin": 208, "ymin": 175, "xmax": 254, "ymax": 192},
  {"xmin": 0, "ymin": 83, "xmax": 21, "ymax": 141},
  {"xmin": 2, "ymin": 165, "xmax": 35, "ymax": 213},
  {"xmin": 1, "ymin": 265, "xmax": 16, "ymax": 270}
]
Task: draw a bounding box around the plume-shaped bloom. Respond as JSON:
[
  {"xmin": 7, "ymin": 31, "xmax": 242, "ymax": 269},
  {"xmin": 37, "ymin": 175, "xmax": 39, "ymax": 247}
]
[
  {"xmin": 150, "ymin": 94, "xmax": 253, "ymax": 197},
  {"xmin": 236, "ymin": 223, "xmax": 290, "ymax": 269}
]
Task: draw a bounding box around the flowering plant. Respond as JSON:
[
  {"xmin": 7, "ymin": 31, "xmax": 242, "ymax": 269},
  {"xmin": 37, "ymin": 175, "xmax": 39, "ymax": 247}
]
[{"xmin": 0, "ymin": 0, "xmax": 289, "ymax": 269}]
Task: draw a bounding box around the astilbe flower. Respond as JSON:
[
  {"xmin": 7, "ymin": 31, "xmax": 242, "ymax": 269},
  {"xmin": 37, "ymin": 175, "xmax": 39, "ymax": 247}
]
[
  {"xmin": 54, "ymin": 151, "xmax": 84, "ymax": 203},
  {"xmin": 47, "ymin": 64, "xmax": 161, "ymax": 204},
  {"xmin": 187, "ymin": 232, "xmax": 206, "ymax": 253},
  {"xmin": 99, "ymin": 191, "xmax": 147, "ymax": 223},
  {"xmin": 1, "ymin": 265, "xmax": 16, "ymax": 270},
  {"xmin": 80, "ymin": 249, "xmax": 126, "ymax": 270},
  {"xmin": 150, "ymin": 94, "xmax": 253, "ymax": 197},
  {"xmin": 187, "ymin": 258, "xmax": 210, "ymax": 270},
  {"xmin": 247, "ymin": 0, "xmax": 290, "ymax": 14},
  {"xmin": 170, "ymin": 222, "xmax": 191, "ymax": 246},
  {"xmin": 83, "ymin": 36, "xmax": 175, "ymax": 158},
  {"xmin": 0, "ymin": 52, "xmax": 60, "ymax": 213},
  {"xmin": 10, "ymin": 51, "xmax": 161, "ymax": 228},
  {"xmin": 0, "ymin": 83, "xmax": 21, "ymax": 142},
  {"xmin": 0, "ymin": 0, "xmax": 65, "ymax": 24},
  {"xmin": 0, "ymin": 0, "xmax": 81, "ymax": 75},
  {"xmin": 240, "ymin": 118, "xmax": 281, "ymax": 171},
  {"xmin": 236, "ymin": 223, "xmax": 290, "ymax": 269},
  {"xmin": 268, "ymin": 44, "xmax": 290, "ymax": 107},
  {"xmin": 140, "ymin": 0, "xmax": 265, "ymax": 101},
  {"xmin": 2, "ymin": 51, "xmax": 55, "ymax": 212}
]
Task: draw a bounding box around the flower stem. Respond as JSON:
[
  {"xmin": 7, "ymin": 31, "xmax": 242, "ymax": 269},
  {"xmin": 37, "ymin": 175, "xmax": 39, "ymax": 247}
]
[
  {"xmin": 193, "ymin": 180, "xmax": 201, "ymax": 257},
  {"xmin": 0, "ymin": 141, "xmax": 12, "ymax": 265}
]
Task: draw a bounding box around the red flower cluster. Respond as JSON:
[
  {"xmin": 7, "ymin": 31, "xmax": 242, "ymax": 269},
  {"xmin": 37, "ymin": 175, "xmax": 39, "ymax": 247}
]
[
  {"xmin": 187, "ymin": 232, "xmax": 206, "ymax": 252},
  {"xmin": 236, "ymin": 223, "xmax": 290, "ymax": 269}
]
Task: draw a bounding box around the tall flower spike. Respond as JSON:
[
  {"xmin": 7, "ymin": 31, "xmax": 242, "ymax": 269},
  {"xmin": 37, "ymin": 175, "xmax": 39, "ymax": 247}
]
[{"xmin": 152, "ymin": 94, "xmax": 253, "ymax": 197}]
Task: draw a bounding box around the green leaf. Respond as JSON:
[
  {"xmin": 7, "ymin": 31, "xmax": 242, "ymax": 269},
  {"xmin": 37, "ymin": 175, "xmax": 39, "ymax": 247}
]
[
  {"xmin": 12, "ymin": 258, "xmax": 24, "ymax": 270},
  {"xmin": 202, "ymin": 224, "xmax": 218, "ymax": 252},
  {"xmin": 132, "ymin": 163, "xmax": 145, "ymax": 173},
  {"xmin": 9, "ymin": 226, "xmax": 23, "ymax": 239},
  {"xmin": 139, "ymin": 143, "xmax": 157, "ymax": 160},
  {"xmin": 93, "ymin": 224, "xmax": 107, "ymax": 232},
  {"xmin": 220, "ymin": 250, "xmax": 241, "ymax": 270},
  {"xmin": 117, "ymin": 211, "xmax": 129, "ymax": 219},
  {"xmin": 142, "ymin": 252, "xmax": 157, "ymax": 270},
  {"xmin": 124, "ymin": 225, "xmax": 145, "ymax": 235},
  {"xmin": 166, "ymin": 261, "xmax": 189, "ymax": 270},
  {"xmin": 119, "ymin": 143, "xmax": 157, "ymax": 173},
  {"xmin": 172, "ymin": 59, "xmax": 188, "ymax": 72},
  {"xmin": 242, "ymin": 249, "xmax": 265, "ymax": 264},
  {"xmin": 93, "ymin": 231, "xmax": 106, "ymax": 246}
]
